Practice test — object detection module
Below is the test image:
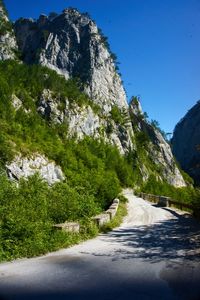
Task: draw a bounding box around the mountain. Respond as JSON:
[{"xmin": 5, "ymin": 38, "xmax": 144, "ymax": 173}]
[
  {"xmin": 14, "ymin": 9, "xmax": 127, "ymax": 112},
  {"xmin": 0, "ymin": 2, "xmax": 192, "ymax": 262},
  {"xmin": 172, "ymin": 101, "xmax": 200, "ymax": 185},
  {"xmin": 129, "ymin": 97, "xmax": 186, "ymax": 187},
  {"xmin": 0, "ymin": 0, "xmax": 18, "ymax": 60},
  {"xmin": 0, "ymin": 4, "xmax": 186, "ymax": 187}
]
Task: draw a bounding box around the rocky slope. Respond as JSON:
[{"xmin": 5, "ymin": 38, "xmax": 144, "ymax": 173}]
[
  {"xmin": 0, "ymin": 4, "xmax": 186, "ymax": 187},
  {"xmin": 6, "ymin": 154, "xmax": 64, "ymax": 185},
  {"xmin": 172, "ymin": 101, "xmax": 200, "ymax": 185},
  {"xmin": 0, "ymin": 1, "xmax": 18, "ymax": 60},
  {"xmin": 129, "ymin": 98, "xmax": 186, "ymax": 187},
  {"xmin": 14, "ymin": 9, "xmax": 127, "ymax": 112}
]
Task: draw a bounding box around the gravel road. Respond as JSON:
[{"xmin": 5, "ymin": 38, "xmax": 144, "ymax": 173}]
[{"xmin": 0, "ymin": 189, "xmax": 200, "ymax": 300}]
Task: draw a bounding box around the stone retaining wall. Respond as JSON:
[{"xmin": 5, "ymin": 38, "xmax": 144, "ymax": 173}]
[
  {"xmin": 92, "ymin": 198, "xmax": 120, "ymax": 227},
  {"xmin": 53, "ymin": 198, "xmax": 120, "ymax": 232},
  {"xmin": 139, "ymin": 192, "xmax": 193, "ymax": 211},
  {"xmin": 53, "ymin": 222, "xmax": 80, "ymax": 233}
]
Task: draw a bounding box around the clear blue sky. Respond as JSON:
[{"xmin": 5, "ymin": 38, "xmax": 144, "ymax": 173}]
[{"xmin": 4, "ymin": 0, "xmax": 200, "ymax": 133}]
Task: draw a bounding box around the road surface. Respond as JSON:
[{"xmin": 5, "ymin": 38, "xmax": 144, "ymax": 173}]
[{"xmin": 0, "ymin": 189, "xmax": 200, "ymax": 300}]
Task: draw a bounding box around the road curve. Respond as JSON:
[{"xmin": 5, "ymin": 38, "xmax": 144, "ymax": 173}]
[{"xmin": 0, "ymin": 189, "xmax": 200, "ymax": 300}]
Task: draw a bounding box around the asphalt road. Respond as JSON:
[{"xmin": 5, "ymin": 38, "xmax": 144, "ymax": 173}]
[{"xmin": 0, "ymin": 189, "xmax": 200, "ymax": 300}]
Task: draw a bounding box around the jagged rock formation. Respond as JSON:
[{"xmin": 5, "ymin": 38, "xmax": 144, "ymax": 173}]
[
  {"xmin": 14, "ymin": 9, "xmax": 134, "ymax": 154},
  {"xmin": 0, "ymin": 4, "xmax": 186, "ymax": 187},
  {"xmin": 36, "ymin": 89, "xmax": 133, "ymax": 154},
  {"xmin": 172, "ymin": 101, "xmax": 200, "ymax": 185},
  {"xmin": 6, "ymin": 154, "xmax": 65, "ymax": 185},
  {"xmin": 14, "ymin": 9, "xmax": 127, "ymax": 112},
  {"xmin": 0, "ymin": 1, "xmax": 18, "ymax": 60},
  {"xmin": 129, "ymin": 98, "xmax": 186, "ymax": 187}
]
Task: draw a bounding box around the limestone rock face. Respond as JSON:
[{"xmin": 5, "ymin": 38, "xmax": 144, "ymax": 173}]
[
  {"xmin": 172, "ymin": 101, "xmax": 200, "ymax": 184},
  {"xmin": 0, "ymin": 3, "xmax": 18, "ymax": 60},
  {"xmin": 12, "ymin": 94, "xmax": 22, "ymax": 110},
  {"xmin": 6, "ymin": 154, "xmax": 65, "ymax": 185},
  {"xmin": 146, "ymin": 123, "xmax": 186, "ymax": 187},
  {"xmin": 129, "ymin": 98, "xmax": 186, "ymax": 187},
  {"xmin": 7, "ymin": 6, "xmax": 186, "ymax": 187},
  {"xmin": 14, "ymin": 9, "xmax": 127, "ymax": 112},
  {"xmin": 36, "ymin": 89, "xmax": 133, "ymax": 154},
  {"xmin": 66, "ymin": 104, "xmax": 101, "ymax": 140},
  {"xmin": 37, "ymin": 89, "xmax": 66, "ymax": 124},
  {"xmin": 66, "ymin": 104, "xmax": 133, "ymax": 154}
]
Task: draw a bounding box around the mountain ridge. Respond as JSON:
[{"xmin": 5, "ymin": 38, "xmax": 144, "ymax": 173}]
[
  {"xmin": 172, "ymin": 100, "xmax": 200, "ymax": 185},
  {"xmin": 0, "ymin": 3, "xmax": 186, "ymax": 187}
]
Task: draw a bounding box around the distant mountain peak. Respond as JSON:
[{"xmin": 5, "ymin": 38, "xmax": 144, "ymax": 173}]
[{"xmin": 14, "ymin": 8, "xmax": 127, "ymax": 112}]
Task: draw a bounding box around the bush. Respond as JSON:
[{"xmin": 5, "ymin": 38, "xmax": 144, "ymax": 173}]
[
  {"xmin": 0, "ymin": 61, "xmax": 137, "ymax": 261},
  {"xmin": 141, "ymin": 175, "xmax": 199, "ymax": 205}
]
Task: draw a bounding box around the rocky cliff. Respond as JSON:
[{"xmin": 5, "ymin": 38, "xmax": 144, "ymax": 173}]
[
  {"xmin": 36, "ymin": 88, "xmax": 133, "ymax": 154},
  {"xmin": 172, "ymin": 101, "xmax": 200, "ymax": 185},
  {"xmin": 0, "ymin": 5, "xmax": 186, "ymax": 187},
  {"xmin": 0, "ymin": 1, "xmax": 18, "ymax": 60},
  {"xmin": 6, "ymin": 154, "xmax": 64, "ymax": 185},
  {"xmin": 14, "ymin": 9, "xmax": 127, "ymax": 112},
  {"xmin": 129, "ymin": 98, "xmax": 186, "ymax": 187}
]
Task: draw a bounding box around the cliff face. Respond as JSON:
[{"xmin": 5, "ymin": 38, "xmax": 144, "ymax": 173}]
[
  {"xmin": 0, "ymin": 5, "xmax": 186, "ymax": 187},
  {"xmin": 14, "ymin": 9, "xmax": 127, "ymax": 112},
  {"xmin": 0, "ymin": 1, "xmax": 18, "ymax": 60},
  {"xmin": 14, "ymin": 9, "xmax": 134, "ymax": 154},
  {"xmin": 172, "ymin": 101, "xmax": 200, "ymax": 185},
  {"xmin": 129, "ymin": 98, "xmax": 186, "ymax": 187},
  {"xmin": 36, "ymin": 89, "xmax": 134, "ymax": 154}
]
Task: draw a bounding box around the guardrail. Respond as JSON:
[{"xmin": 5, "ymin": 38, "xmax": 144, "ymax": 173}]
[
  {"xmin": 139, "ymin": 192, "xmax": 194, "ymax": 211},
  {"xmin": 53, "ymin": 198, "xmax": 120, "ymax": 232},
  {"xmin": 92, "ymin": 198, "xmax": 120, "ymax": 227}
]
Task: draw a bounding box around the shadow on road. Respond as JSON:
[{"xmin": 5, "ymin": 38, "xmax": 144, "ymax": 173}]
[
  {"xmin": 0, "ymin": 207, "xmax": 200, "ymax": 300},
  {"xmin": 76, "ymin": 206, "xmax": 200, "ymax": 263},
  {"xmin": 99, "ymin": 207, "xmax": 200, "ymax": 262}
]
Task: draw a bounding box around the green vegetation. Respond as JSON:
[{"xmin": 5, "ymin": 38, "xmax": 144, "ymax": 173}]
[
  {"xmin": 98, "ymin": 28, "xmax": 121, "ymax": 73},
  {"xmin": 0, "ymin": 60, "xmax": 136, "ymax": 261},
  {"xmin": 0, "ymin": 173, "xmax": 100, "ymax": 261},
  {"xmin": 0, "ymin": 18, "xmax": 12, "ymax": 35},
  {"xmin": 0, "ymin": 0, "xmax": 13, "ymax": 35},
  {"xmin": 0, "ymin": 59, "xmax": 199, "ymax": 261},
  {"xmin": 110, "ymin": 105, "xmax": 130, "ymax": 127},
  {"xmin": 150, "ymin": 119, "xmax": 168, "ymax": 141},
  {"xmin": 140, "ymin": 174, "xmax": 200, "ymax": 207},
  {"xmin": 100, "ymin": 198, "xmax": 128, "ymax": 233}
]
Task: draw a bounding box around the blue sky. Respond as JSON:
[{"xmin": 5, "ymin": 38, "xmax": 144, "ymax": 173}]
[{"xmin": 4, "ymin": 0, "xmax": 200, "ymax": 133}]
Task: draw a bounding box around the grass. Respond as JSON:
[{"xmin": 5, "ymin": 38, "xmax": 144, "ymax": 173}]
[{"xmin": 100, "ymin": 197, "xmax": 128, "ymax": 233}]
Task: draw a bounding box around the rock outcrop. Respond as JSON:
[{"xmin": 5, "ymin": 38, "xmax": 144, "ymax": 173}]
[
  {"xmin": 1, "ymin": 3, "xmax": 187, "ymax": 187},
  {"xmin": 14, "ymin": 9, "xmax": 127, "ymax": 112},
  {"xmin": 0, "ymin": 1, "xmax": 18, "ymax": 60},
  {"xmin": 6, "ymin": 154, "xmax": 65, "ymax": 185},
  {"xmin": 172, "ymin": 101, "xmax": 200, "ymax": 185},
  {"xmin": 129, "ymin": 98, "xmax": 186, "ymax": 187},
  {"xmin": 36, "ymin": 89, "xmax": 133, "ymax": 154}
]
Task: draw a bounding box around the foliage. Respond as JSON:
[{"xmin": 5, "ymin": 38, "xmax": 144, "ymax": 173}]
[
  {"xmin": 150, "ymin": 119, "xmax": 168, "ymax": 141},
  {"xmin": 110, "ymin": 105, "xmax": 130, "ymax": 127},
  {"xmin": 0, "ymin": 59, "xmax": 199, "ymax": 261},
  {"xmin": 0, "ymin": 0, "xmax": 13, "ymax": 35},
  {"xmin": 0, "ymin": 18, "xmax": 12, "ymax": 35},
  {"xmin": 0, "ymin": 60, "xmax": 138, "ymax": 261},
  {"xmin": 100, "ymin": 202, "xmax": 127, "ymax": 233},
  {"xmin": 141, "ymin": 175, "xmax": 199, "ymax": 205},
  {"xmin": 0, "ymin": 174, "xmax": 98, "ymax": 261},
  {"xmin": 118, "ymin": 194, "xmax": 128, "ymax": 203},
  {"xmin": 98, "ymin": 28, "xmax": 120, "ymax": 73}
]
